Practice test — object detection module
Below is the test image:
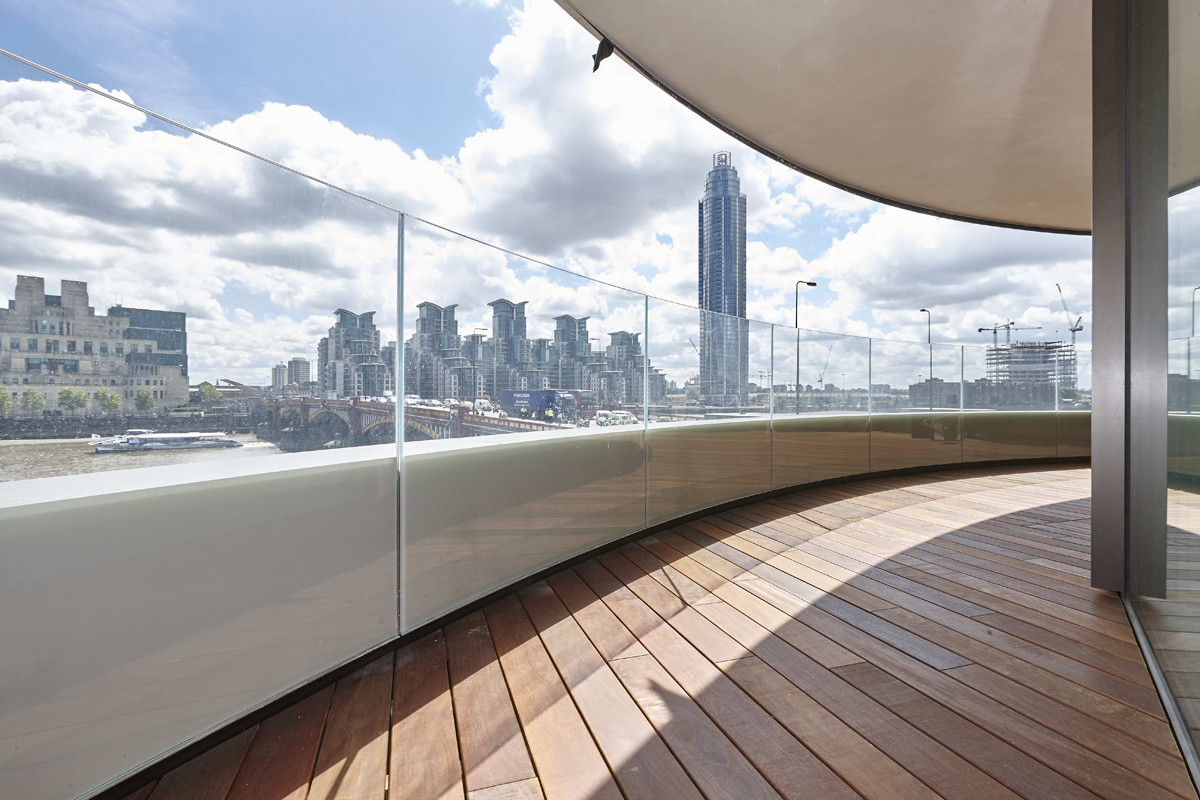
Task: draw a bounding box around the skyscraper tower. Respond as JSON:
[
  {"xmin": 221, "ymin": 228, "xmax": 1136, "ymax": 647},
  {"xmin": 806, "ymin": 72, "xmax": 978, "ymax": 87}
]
[{"xmin": 698, "ymin": 151, "xmax": 748, "ymax": 405}]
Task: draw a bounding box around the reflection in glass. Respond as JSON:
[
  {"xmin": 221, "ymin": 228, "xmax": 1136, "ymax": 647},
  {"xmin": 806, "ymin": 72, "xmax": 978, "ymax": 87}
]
[
  {"xmin": 1134, "ymin": 4, "xmax": 1200, "ymax": 759},
  {"xmin": 0, "ymin": 52, "xmax": 399, "ymax": 800},
  {"xmin": 868, "ymin": 340, "xmax": 962, "ymax": 471},
  {"xmin": 771, "ymin": 327, "xmax": 869, "ymax": 485},
  {"xmin": 0, "ymin": 56, "xmax": 399, "ymax": 481},
  {"xmin": 645, "ymin": 301, "xmax": 771, "ymax": 524},
  {"xmin": 400, "ymin": 217, "xmax": 649, "ymax": 631}
]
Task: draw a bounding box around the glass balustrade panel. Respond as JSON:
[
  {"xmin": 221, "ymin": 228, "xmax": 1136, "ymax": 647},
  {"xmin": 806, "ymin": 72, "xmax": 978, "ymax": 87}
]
[
  {"xmin": 771, "ymin": 327, "xmax": 869, "ymax": 486},
  {"xmin": 1057, "ymin": 347, "xmax": 1092, "ymax": 456},
  {"xmin": 868, "ymin": 338, "xmax": 963, "ymax": 471},
  {"xmin": 644, "ymin": 299, "xmax": 771, "ymax": 524},
  {"xmin": 1135, "ymin": 5, "xmax": 1200, "ymax": 752},
  {"xmin": 961, "ymin": 342, "xmax": 1059, "ymax": 461},
  {"xmin": 0, "ymin": 53, "xmax": 399, "ymax": 800},
  {"xmin": 399, "ymin": 216, "xmax": 647, "ymax": 631}
]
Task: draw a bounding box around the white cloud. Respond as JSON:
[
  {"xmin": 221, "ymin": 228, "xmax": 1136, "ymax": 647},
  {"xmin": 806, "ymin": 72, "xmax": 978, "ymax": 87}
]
[
  {"xmin": 0, "ymin": 0, "xmax": 1106, "ymax": 389},
  {"xmin": 815, "ymin": 207, "xmax": 1092, "ymax": 346}
]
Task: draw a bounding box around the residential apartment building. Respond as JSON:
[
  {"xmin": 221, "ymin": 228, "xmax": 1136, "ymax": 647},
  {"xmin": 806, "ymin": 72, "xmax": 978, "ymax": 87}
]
[
  {"xmin": 317, "ymin": 309, "xmax": 395, "ymax": 398},
  {"xmin": 403, "ymin": 300, "xmax": 659, "ymax": 408},
  {"xmin": 698, "ymin": 151, "xmax": 749, "ymax": 406},
  {"xmin": 287, "ymin": 357, "xmax": 311, "ymax": 386}
]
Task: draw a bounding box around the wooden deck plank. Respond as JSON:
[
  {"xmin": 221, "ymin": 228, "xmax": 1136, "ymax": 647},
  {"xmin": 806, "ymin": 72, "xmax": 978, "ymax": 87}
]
[
  {"xmin": 944, "ymin": 664, "xmax": 1193, "ymax": 796},
  {"xmin": 308, "ymin": 654, "xmax": 394, "ymax": 800},
  {"xmin": 607, "ymin": 654, "xmax": 784, "ymax": 800},
  {"xmin": 226, "ymin": 686, "xmax": 332, "ymax": 800},
  {"xmin": 833, "ymin": 661, "xmax": 1100, "ymax": 800},
  {"xmin": 640, "ymin": 533, "xmax": 865, "ymax": 669},
  {"xmin": 391, "ymin": 633, "xmax": 465, "ymax": 800},
  {"xmin": 714, "ymin": 655, "xmax": 940, "ymax": 800},
  {"xmin": 120, "ymin": 782, "xmax": 157, "ymax": 800},
  {"xmin": 483, "ymin": 595, "xmax": 622, "ymax": 800},
  {"xmin": 576, "ymin": 556, "xmax": 859, "ymax": 800},
  {"xmin": 543, "ymin": 569, "xmax": 648, "ymax": 661},
  {"xmin": 675, "ymin": 525, "xmax": 972, "ymax": 670},
  {"xmin": 149, "ymin": 727, "xmax": 256, "ymax": 800},
  {"xmin": 663, "ymin": 517, "xmax": 1189, "ymax": 800},
  {"xmin": 869, "ymin": 602, "xmax": 1166, "ymax": 721},
  {"xmin": 444, "ymin": 611, "xmax": 538, "ymax": 795},
  {"xmin": 517, "ymin": 581, "xmax": 706, "ymax": 800},
  {"xmin": 640, "ymin": 539, "xmax": 1035, "ymax": 800}
]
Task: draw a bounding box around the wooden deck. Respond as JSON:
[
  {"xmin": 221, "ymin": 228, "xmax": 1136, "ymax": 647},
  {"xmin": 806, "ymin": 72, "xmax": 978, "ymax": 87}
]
[{"xmin": 121, "ymin": 465, "xmax": 1198, "ymax": 800}]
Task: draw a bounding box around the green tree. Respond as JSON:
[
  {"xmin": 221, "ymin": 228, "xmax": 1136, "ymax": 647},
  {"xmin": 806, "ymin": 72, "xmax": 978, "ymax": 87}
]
[
  {"xmin": 0, "ymin": 385, "xmax": 10, "ymax": 417},
  {"xmin": 21, "ymin": 389, "xmax": 46, "ymax": 414},
  {"xmin": 57, "ymin": 387, "xmax": 90, "ymax": 416},
  {"xmin": 197, "ymin": 382, "xmax": 221, "ymax": 406},
  {"xmin": 685, "ymin": 386, "xmax": 700, "ymax": 404},
  {"xmin": 94, "ymin": 387, "xmax": 122, "ymax": 415},
  {"xmin": 134, "ymin": 388, "xmax": 155, "ymax": 412}
]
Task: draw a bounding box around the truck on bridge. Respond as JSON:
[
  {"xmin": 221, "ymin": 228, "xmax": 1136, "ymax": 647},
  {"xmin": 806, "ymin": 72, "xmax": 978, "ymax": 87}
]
[{"xmin": 500, "ymin": 390, "xmax": 578, "ymax": 423}]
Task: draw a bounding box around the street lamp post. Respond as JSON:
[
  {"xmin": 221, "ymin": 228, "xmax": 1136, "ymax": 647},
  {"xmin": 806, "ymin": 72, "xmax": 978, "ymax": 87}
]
[
  {"xmin": 1190, "ymin": 288, "xmax": 1200, "ymax": 413},
  {"xmin": 794, "ymin": 279, "xmax": 817, "ymax": 413},
  {"xmin": 920, "ymin": 309, "xmax": 932, "ymax": 410}
]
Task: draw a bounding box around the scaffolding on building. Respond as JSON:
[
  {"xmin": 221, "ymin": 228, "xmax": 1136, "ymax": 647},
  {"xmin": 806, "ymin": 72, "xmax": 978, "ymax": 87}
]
[{"xmin": 985, "ymin": 341, "xmax": 1077, "ymax": 389}]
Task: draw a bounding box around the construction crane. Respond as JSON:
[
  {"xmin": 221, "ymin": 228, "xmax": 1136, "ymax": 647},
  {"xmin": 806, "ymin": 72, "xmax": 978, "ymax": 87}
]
[
  {"xmin": 1056, "ymin": 283, "xmax": 1084, "ymax": 347},
  {"xmin": 1008, "ymin": 324, "xmax": 1042, "ymax": 343},
  {"xmin": 978, "ymin": 321, "xmax": 1041, "ymax": 345},
  {"xmin": 817, "ymin": 344, "xmax": 834, "ymax": 387},
  {"xmin": 978, "ymin": 321, "xmax": 1013, "ymax": 346},
  {"xmin": 688, "ymin": 337, "xmax": 699, "ymax": 354}
]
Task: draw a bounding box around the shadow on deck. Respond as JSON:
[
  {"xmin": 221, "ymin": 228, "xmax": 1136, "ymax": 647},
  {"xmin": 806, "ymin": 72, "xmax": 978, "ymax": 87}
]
[{"xmin": 119, "ymin": 465, "xmax": 1197, "ymax": 800}]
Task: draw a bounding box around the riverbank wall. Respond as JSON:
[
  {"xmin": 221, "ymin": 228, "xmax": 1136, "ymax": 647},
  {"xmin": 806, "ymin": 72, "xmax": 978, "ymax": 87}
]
[{"xmin": 0, "ymin": 415, "xmax": 253, "ymax": 440}]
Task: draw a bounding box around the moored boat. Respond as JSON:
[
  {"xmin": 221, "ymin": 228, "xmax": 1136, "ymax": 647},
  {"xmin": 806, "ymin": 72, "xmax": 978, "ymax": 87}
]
[{"xmin": 91, "ymin": 432, "xmax": 242, "ymax": 454}]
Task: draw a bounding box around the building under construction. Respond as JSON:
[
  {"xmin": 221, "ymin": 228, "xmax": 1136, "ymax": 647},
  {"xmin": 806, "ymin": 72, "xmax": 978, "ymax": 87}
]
[{"xmin": 986, "ymin": 341, "xmax": 1076, "ymax": 389}]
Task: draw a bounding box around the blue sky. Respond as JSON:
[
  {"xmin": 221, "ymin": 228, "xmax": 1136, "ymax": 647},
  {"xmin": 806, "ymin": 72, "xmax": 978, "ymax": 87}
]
[{"xmin": 0, "ymin": 0, "xmax": 509, "ymax": 157}]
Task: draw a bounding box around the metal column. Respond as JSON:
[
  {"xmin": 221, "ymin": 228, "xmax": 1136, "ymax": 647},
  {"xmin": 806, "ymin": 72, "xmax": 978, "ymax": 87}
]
[{"xmin": 1091, "ymin": 0, "xmax": 1168, "ymax": 597}]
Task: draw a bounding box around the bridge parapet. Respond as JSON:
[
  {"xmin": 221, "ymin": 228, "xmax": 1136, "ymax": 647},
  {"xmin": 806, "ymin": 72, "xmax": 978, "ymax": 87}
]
[{"xmin": 264, "ymin": 397, "xmax": 570, "ymax": 446}]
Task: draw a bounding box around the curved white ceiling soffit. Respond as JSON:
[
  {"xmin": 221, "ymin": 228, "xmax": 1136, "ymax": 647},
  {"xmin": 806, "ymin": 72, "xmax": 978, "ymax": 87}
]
[{"xmin": 555, "ymin": 0, "xmax": 1200, "ymax": 235}]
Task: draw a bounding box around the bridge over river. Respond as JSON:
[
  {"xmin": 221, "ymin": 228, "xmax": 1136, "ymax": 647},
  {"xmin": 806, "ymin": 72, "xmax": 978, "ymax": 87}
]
[{"xmin": 262, "ymin": 398, "xmax": 568, "ymax": 450}]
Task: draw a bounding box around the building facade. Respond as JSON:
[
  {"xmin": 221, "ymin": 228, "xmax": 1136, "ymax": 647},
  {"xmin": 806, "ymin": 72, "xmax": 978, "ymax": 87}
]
[
  {"xmin": 698, "ymin": 151, "xmax": 749, "ymax": 406},
  {"xmin": 287, "ymin": 357, "xmax": 311, "ymax": 386},
  {"xmin": 402, "ymin": 301, "xmax": 660, "ymax": 408},
  {"xmin": 0, "ymin": 276, "xmax": 189, "ymax": 413},
  {"xmin": 317, "ymin": 309, "xmax": 394, "ymax": 398},
  {"xmin": 107, "ymin": 305, "xmax": 188, "ymax": 378}
]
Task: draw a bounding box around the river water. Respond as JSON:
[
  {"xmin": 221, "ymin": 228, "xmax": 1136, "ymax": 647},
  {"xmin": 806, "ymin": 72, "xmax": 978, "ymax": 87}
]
[{"xmin": 0, "ymin": 434, "xmax": 282, "ymax": 482}]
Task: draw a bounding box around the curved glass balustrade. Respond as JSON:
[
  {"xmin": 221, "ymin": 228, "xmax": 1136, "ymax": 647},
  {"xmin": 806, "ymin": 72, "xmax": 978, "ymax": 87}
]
[{"xmin": 0, "ymin": 51, "xmax": 1092, "ymax": 800}]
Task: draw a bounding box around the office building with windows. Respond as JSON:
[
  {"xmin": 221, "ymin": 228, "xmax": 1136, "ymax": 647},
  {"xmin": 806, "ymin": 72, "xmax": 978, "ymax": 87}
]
[
  {"xmin": 317, "ymin": 309, "xmax": 394, "ymax": 398},
  {"xmin": 0, "ymin": 275, "xmax": 188, "ymax": 412},
  {"xmin": 287, "ymin": 357, "xmax": 311, "ymax": 386}
]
